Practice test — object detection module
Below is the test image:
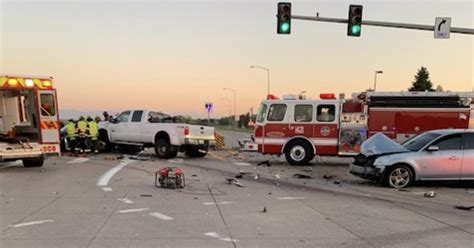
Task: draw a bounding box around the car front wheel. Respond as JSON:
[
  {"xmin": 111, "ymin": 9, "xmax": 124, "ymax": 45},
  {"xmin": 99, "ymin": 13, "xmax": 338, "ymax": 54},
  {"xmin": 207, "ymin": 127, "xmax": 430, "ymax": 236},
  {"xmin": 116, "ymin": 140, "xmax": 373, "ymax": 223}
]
[{"xmin": 385, "ymin": 165, "xmax": 413, "ymax": 188}]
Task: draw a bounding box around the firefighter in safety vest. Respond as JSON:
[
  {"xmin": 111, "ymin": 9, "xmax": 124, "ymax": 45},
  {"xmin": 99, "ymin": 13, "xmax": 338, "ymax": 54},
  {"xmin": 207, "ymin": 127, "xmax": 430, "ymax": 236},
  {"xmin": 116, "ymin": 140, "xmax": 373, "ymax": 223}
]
[
  {"xmin": 76, "ymin": 116, "xmax": 88, "ymax": 153},
  {"xmin": 87, "ymin": 116, "xmax": 99, "ymax": 153},
  {"xmin": 65, "ymin": 119, "xmax": 77, "ymax": 153}
]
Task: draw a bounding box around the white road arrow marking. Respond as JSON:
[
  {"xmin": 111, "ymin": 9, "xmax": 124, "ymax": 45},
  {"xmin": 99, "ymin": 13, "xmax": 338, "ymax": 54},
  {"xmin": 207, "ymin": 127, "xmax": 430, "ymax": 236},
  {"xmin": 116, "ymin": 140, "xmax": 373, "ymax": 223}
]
[
  {"xmin": 234, "ymin": 162, "xmax": 251, "ymax": 166},
  {"xmin": 97, "ymin": 159, "xmax": 132, "ymax": 187}
]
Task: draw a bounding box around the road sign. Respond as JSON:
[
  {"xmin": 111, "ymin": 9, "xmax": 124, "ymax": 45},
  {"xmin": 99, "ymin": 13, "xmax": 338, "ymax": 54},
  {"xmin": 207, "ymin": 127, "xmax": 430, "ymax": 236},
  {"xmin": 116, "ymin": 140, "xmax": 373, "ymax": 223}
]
[
  {"xmin": 205, "ymin": 103, "xmax": 213, "ymax": 113},
  {"xmin": 434, "ymin": 17, "xmax": 451, "ymax": 39}
]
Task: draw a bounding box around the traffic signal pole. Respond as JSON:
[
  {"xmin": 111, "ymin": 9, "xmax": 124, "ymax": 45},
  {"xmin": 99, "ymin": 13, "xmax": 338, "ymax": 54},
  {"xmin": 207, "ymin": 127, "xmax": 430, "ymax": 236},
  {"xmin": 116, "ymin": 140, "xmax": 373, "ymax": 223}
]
[{"xmin": 290, "ymin": 15, "xmax": 474, "ymax": 35}]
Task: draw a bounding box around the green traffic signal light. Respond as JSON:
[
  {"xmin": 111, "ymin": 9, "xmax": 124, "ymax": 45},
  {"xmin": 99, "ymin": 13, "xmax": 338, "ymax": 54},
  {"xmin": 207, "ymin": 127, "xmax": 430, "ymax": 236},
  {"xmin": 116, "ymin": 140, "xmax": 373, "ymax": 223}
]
[
  {"xmin": 351, "ymin": 25, "xmax": 361, "ymax": 35},
  {"xmin": 277, "ymin": 2, "xmax": 291, "ymax": 34},
  {"xmin": 279, "ymin": 22, "xmax": 290, "ymax": 33}
]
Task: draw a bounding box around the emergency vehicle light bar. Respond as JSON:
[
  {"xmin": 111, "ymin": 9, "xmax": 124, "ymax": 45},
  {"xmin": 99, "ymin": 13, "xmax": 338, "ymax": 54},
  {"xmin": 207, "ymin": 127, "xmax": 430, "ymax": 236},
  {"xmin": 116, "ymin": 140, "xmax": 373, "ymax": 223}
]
[{"xmin": 0, "ymin": 76, "xmax": 53, "ymax": 90}]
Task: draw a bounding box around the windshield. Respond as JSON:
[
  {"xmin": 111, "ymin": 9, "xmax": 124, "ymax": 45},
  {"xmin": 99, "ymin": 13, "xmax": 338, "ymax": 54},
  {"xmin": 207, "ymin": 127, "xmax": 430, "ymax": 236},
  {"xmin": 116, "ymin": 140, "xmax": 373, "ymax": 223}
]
[
  {"xmin": 256, "ymin": 103, "xmax": 267, "ymax": 123},
  {"xmin": 402, "ymin": 132, "xmax": 441, "ymax": 151}
]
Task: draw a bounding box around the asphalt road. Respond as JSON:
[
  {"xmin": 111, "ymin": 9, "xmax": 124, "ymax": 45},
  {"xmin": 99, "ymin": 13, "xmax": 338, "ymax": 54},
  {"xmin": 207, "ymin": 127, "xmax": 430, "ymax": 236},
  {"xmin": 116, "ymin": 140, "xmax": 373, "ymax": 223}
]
[{"xmin": 1, "ymin": 142, "xmax": 474, "ymax": 247}]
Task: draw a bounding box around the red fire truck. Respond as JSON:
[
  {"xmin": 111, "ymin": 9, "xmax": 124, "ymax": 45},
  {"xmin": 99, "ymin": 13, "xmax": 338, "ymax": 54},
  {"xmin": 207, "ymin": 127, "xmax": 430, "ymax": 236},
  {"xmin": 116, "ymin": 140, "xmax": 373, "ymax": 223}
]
[
  {"xmin": 246, "ymin": 91, "xmax": 473, "ymax": 165},
  {"xmin": 0, "ymin": 74, "xmax": 60, "ymax": 167}
]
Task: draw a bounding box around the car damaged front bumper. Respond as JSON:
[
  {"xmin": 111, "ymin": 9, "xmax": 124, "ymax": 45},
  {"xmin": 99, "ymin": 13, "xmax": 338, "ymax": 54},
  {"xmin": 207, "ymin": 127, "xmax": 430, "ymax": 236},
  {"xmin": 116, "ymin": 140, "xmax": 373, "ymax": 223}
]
[{"xmin": 349, "ymin": 164, "xmax": 382, "ymax": 181}]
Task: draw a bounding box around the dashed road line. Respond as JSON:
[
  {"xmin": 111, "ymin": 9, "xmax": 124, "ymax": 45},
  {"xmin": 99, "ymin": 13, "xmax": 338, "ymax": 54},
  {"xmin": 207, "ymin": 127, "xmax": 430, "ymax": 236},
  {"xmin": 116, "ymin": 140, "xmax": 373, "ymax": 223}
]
[
  {"xmin": 204, "ymin": 232, "xmax": 239, "ymax": 243},
  {"xmin": 68, "ymin": 157, "xmax": 90, "ymax": 164},
  {"xmin": 277, "ymin": 197, "xmax": 305, "ymax": 200},
  {"xmin": 168, "ymin": 158, "xmax": 184, "ymax": 164},
  {"xmin": 9, "ymin": 219, "xmax": 53, "ymax": 228},
  {"xmin": 233, "ymin": 162, "xmax": 251, "ymax": 166},
  {"xmin": 117, "ymin": 198, "xmax": 134, "ymax": 204},
  {"xmin": 203, "ymin": 201, "xmax": 235, "ymax": 206},
  {"xmin": 118, "ymin": 208, "xmax": 149, "ymax": 214},
  {"xmin": 102, "ymin": 187, "xmax": 112, "ymax": 192},
  {"xmin": 149, "ymin": 212, "xmax": 173, "ymax": 221}
]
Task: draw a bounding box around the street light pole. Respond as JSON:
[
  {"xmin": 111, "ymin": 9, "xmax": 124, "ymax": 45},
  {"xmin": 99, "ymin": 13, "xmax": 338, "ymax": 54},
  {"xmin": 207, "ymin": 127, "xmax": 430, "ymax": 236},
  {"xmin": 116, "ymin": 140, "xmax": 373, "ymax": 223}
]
[
  {"xmin": 250, "ymin": 65, "xmax": 271, "ymax": 96},
  {"xmin": 221, "ymin": 98, "xmax": 232, "ymax": 127},
  {"xmin": 374, "ymin": 70, "xmax": 383, "ymax": 91},
  {"xmin": 223, "ymin": 88, "xmax": 237, "ymax": 127}
]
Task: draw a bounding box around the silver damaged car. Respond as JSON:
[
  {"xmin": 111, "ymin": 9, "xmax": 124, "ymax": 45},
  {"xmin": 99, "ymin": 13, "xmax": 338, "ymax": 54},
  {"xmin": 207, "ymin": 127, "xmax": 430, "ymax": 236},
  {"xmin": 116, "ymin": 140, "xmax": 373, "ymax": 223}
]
[{"xmin": 349, "ymin": 129, "xmax": 474, "ymax": 188}]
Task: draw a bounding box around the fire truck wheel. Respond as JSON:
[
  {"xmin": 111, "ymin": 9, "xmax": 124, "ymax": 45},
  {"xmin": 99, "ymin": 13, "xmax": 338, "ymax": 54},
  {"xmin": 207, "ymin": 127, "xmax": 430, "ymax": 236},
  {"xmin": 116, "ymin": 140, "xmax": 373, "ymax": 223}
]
[
  {"xmin": 155, "ymin": 139, "xmax": 178, "ymax": 159},
  {"xmin": 384, "ymin": 164, "xmax": 413, "ymax": 189},
  {"xmin": 185, "ymin": 146, "xmax": 208, "ymax": 158},
  {"xmin": 22, "ymin": 158, "xmax": 44, "ymax": 167},
  {"xmin": 284, "ymin": 140, "xmax": 313, "ymax": 165}
]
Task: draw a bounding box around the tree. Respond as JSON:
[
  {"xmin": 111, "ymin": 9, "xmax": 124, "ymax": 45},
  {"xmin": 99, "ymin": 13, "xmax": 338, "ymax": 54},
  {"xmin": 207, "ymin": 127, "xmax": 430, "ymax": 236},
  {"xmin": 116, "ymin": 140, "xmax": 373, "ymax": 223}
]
[
  {"xmin": 435, "ymin": 85, "xmax": 443, "ymax": 92},
  {"xmin": 409, "ymin": 67, "xmax": 434, "ymax": 92}
]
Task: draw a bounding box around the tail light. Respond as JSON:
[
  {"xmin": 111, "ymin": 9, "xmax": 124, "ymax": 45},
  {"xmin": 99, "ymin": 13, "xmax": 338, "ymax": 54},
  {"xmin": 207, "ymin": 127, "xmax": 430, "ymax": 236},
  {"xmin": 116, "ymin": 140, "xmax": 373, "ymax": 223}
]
[{"xmin": 184, "ymin": 127, "xmax": 189, "ymax": 136}]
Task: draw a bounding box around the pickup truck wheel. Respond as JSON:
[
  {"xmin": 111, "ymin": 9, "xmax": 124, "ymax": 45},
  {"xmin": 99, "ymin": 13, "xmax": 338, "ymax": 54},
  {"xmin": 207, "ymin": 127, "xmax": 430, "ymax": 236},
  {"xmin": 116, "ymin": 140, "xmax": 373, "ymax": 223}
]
[
  {"xmin": 23, "ymin": 158, "xmax": 44, "ymax": 167},
  {"xmin": 284, "ymin": 140, "xmax": 313, "ymax": 165},
  {"xmin": 155, "ymin": 139, "xmax": 177, "ymax": 159},
  {"xmin": 186, "ymin": 146, "xmax": 208, "ymax": 158},
  {"xmin": 385, "ymin": 165, "xmax": 413, "ymax": 189}
]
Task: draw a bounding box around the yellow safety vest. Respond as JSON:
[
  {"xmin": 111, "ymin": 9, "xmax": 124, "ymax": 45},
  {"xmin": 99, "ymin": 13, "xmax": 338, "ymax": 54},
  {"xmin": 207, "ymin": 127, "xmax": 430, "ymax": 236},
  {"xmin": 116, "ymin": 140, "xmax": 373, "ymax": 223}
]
[
  {"xmin": 88, "ymin": 121, "xmax": 98, "ymax": 139},
  {"xmin": 66, "ymin": 122, "xmax": 76, "ymax": 139},
  {"xmin": 77, "ymin": 121, "xmax": 87, "ymax": 134}
]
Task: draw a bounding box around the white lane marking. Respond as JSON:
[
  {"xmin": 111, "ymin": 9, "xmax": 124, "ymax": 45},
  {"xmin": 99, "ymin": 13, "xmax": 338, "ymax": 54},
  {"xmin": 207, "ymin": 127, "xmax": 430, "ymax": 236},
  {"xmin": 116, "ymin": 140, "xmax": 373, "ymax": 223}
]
[
  {"xmin": 10, "ymin": 219, "xmax": 53, "ymax": 228},
  {"xmin": 117, "ymin": 198, "xmax": 134, "ymax": 204},
  {"xmin": 67, "ymin": 158, "xmax": 90, "ymax": 164},
  {"xmin": 234, "ymin": 162, "xmax": 251, "ymax": 166},
  {"xmin": 149, "ymin": 212, "xmax": 173, "ymax": 221},
  {"xmin": 118, "ymin": 208, "xmax": 149, "ymax": 214},
  {"xmin": 202, "ymin": 201, "xmax": 235, "ymax": 206},
  {"xmin": 97, "ymin": 159, "xmax": 132, "ymax": 187},
  {"xmin": 168, "ymin": 159, "xmax": 183, "ymax": 164},
  {"xmin": 276, "ymin": 197, "xmax": 305, "ymax": 200},
  {"xmin": 102, "ymin": 187, "xmax": 112, "ymax": 192},
  {"xmin": 204, "ymin": 232, "xmax": 238, "ymax": 243}
]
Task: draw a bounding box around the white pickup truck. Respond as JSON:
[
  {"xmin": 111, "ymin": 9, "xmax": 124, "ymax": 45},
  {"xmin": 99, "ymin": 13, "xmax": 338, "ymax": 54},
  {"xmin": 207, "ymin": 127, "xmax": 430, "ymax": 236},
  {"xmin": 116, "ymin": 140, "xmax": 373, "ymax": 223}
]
[{"xmin": 98, "ymin": 109, "xmax": 215, "ymax": 159}]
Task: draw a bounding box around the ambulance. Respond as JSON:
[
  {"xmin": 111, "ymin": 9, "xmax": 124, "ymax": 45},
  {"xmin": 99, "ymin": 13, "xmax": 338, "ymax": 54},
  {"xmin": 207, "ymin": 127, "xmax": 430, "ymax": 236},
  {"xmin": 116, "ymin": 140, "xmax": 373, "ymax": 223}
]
[
  {"xmin": 0, "ymin": 75, "xmax": 60, "ymax": 167},
  {"xmin": 248, "ymin": 91, "xmax": 473, "ymax": 165}
]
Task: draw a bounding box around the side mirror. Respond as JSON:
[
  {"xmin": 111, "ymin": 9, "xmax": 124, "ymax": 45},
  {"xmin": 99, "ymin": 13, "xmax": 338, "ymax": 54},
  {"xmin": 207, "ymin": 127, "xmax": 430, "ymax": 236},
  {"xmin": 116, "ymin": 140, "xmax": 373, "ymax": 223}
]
[{"xmin": 427, "ymin": 145, "xmax": 439, "ymax": 152}]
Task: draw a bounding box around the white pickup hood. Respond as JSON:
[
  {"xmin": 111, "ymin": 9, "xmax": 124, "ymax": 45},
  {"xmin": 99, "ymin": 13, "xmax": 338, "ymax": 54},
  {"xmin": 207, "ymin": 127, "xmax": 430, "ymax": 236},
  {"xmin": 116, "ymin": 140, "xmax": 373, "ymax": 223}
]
[{"xmin": 361, "ymin": 133, "xmax": 409, "ymax": 156}]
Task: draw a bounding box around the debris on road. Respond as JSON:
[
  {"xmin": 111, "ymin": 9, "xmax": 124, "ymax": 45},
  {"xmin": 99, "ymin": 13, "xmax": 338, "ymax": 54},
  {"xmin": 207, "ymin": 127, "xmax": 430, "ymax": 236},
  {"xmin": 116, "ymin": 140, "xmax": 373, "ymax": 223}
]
[
  {"xmin": 275, "ymin": 174, "xmax": 281, "ymax": 179},
  {"xmin": 257, "ymin": 160, "xmax": 271, "ymax": 167},
  {"xmin": 424, "ymin": 191, "xmax": 436, "ymax": 198},
  {"xmin": 254, "ymin": 174, "xmax": 260, "ymax": 180},
  {"xmin": 293, "ymin": 173, "xmax": 312, "ymax": 179},
  {"xmin": 323, "ymin": 174, "xmax": 334, "ymax": 180},
  {"xmin": 301, "ymin": 167, "xmax": 313, "ymax": 173},
  {"xmin": 454, "ymin": 205, "xmax": 474, "ymax": 211},
  {"xmin": 262, "ymin": 206, "xmax": 267, "ymax": 213},
  {"xmin": 128, "ymin": 155, "xmax": 154, "ymax": 161},
  {"xmin": 140, "ymin": 194, "xmax": 153, "ymax": 197},
  {"xmin": 225, "ymin": 177, "xmax": 245, "ymax": 187},
  {"xmin": 398, "ymin": 188, "xmax": 411, "ymax": 192},
  {"xmin": 235, "ymin": 174, "xmax": 243, "ymax": 179},
  {"xmin": 334, "ymin": 180, "xmax": 341, "ymax": 185}
]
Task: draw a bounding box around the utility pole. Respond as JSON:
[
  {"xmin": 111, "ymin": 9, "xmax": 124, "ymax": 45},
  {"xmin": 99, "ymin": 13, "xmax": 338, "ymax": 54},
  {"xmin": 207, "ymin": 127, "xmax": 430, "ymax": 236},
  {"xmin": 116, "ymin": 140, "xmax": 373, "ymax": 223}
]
[{"xmin": 374, "ymin": 71, "xmax": 383, "ymax": 91}]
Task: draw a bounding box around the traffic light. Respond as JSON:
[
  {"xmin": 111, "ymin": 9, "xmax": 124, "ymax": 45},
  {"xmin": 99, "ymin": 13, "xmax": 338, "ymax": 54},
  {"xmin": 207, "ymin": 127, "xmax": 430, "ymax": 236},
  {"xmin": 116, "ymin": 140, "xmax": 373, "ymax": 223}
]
[
  {"xmin": 277, "ymin": 2, "xmax": 291, "ymax": 34},
  {"xmin": 347, "ymin": 5, "xmax": 363, "ymax": 36}
]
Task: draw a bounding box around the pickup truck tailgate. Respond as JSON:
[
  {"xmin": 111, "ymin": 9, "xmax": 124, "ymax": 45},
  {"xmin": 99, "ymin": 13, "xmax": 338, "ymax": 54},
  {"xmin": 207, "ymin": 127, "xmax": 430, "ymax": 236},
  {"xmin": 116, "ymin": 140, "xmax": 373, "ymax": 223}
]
[{"xmin": 185, "ymin": 125, "xmax": 215, "ymax": 142}]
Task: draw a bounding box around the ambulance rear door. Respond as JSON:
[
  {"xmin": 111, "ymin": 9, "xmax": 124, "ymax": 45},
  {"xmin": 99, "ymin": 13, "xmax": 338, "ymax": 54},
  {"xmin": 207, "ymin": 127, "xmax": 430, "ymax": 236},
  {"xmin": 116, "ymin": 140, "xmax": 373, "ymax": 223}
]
[{"xmin": 37, "ymin": 90, "xmax": 60, "ymax": 152}]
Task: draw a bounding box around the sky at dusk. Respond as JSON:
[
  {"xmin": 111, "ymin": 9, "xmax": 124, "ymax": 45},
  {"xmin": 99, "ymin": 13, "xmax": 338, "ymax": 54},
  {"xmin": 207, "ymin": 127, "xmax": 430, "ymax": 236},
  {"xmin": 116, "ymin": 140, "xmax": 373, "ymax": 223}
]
[{"xmin": 1, "ymin": 0, "xmax": 473, "ymax": 118}]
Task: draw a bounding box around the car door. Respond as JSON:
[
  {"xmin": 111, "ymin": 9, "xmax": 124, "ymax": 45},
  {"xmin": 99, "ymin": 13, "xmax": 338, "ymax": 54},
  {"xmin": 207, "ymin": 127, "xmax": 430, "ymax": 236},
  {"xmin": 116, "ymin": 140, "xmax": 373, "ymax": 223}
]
[
  {"xmin": 420, "ymin": 133, "xmax": 463, "ymax": 180},
  {"xmin": 461, "ymin": 133, "xmax": 474, "ymax": 180},
  {"xmin": 128, "ymin": 110, "xmax": 144, "ymax": 142},
  {"xmin": 109, "ymin": 111, "xmax": 131, "ymax": 142}
]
